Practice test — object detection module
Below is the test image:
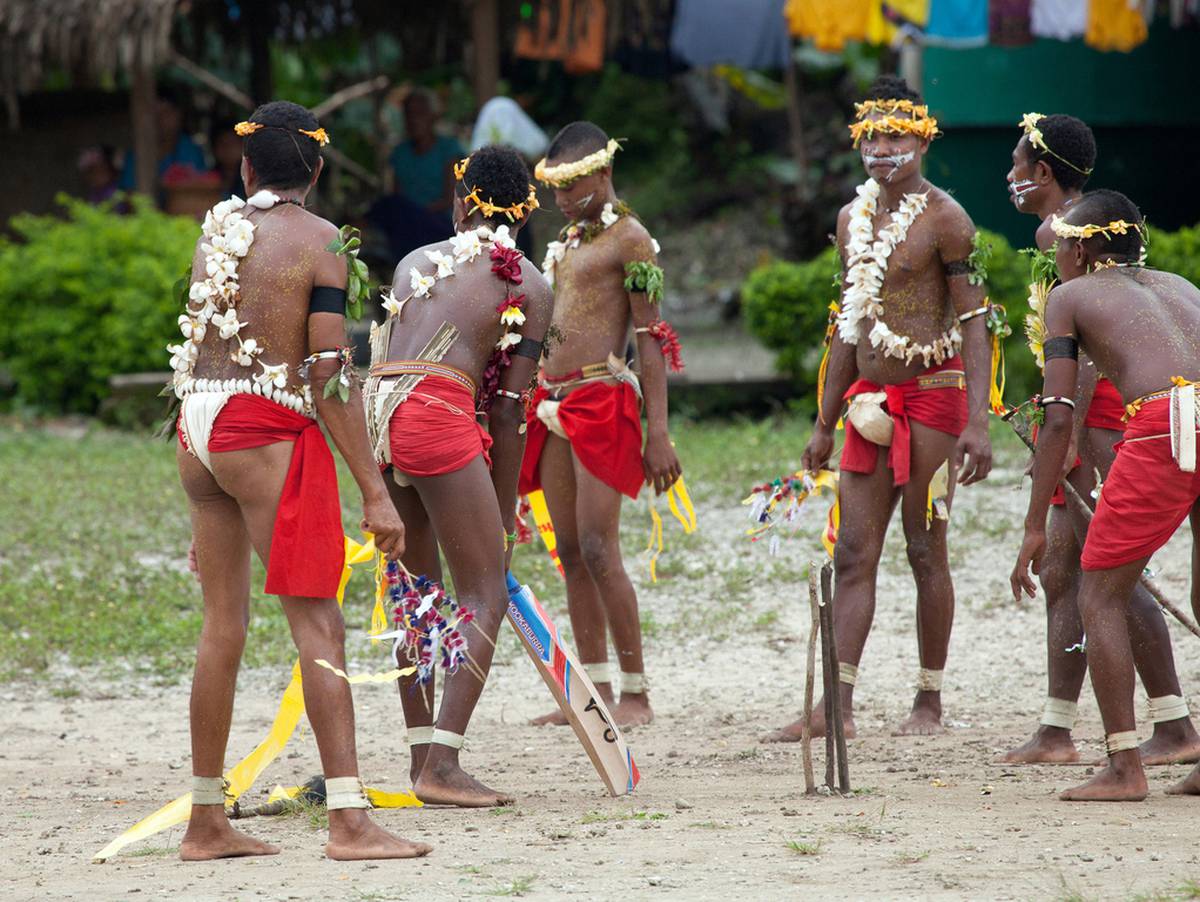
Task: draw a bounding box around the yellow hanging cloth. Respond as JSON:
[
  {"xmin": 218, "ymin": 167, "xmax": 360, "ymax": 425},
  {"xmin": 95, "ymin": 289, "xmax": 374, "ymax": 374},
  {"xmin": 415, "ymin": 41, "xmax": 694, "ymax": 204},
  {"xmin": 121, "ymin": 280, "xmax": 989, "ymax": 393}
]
[
  {"xmin": 785, "ymin": 0, "xmax": 872, "ymax": 51},
  {"xmin": 865, "ymin": 0, "xmax": 930, "ymax": 45},
  {"xmin": 1085, "ymin": 0, "xmax": 1149, "ymax": 52}
]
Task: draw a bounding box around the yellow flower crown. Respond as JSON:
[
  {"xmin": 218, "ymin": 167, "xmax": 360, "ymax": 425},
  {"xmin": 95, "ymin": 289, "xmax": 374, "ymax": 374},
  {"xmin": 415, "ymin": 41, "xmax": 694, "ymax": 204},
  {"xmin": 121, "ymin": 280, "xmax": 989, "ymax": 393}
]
[
  {"xmin": 1049, "ymin": 214, "xmax": 1140, "ymax": 241},
  {"xmin": 849, "ymin": 99, "xmax": 939, "ymax": 146},
  {"xmin": 235, "ymin": 120, "xmax": 330, "ymax": 147},
  {"xmin": 1018, "ymin": 113, "xmax": 1092, "ymax": 177},
  {"xmin": 454, "ymin": 156, "xmax": 540, "ymax": 223},
  {"xmin": 534, "ymin": 139, "xmax": 622, "ymax": 188}
]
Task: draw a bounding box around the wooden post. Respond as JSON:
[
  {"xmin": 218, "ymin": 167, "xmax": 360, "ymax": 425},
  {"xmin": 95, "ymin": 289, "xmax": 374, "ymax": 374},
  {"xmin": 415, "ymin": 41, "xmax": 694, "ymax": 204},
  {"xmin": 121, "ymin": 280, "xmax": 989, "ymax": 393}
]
[
  {"xmin": 471, "ymin": 0, "xmax": 500, "ymax": 107},
  {"xmin": 819, "ymin": 578, "xmax": 836, "ymax": 790},
  {"xmin": 782, "ymin": 40, "xmax": 809, "ymax": 199},
  {"xmin": 822, "ymin": 562, "xmax": 851, "ymax": 794},
  {"xmin": 129, "ymin": 58, "xmax": 158, "ymax": 198},
  {"xmin": 801, "ymin": 565, "xmax": 820, "ymax": 795}
]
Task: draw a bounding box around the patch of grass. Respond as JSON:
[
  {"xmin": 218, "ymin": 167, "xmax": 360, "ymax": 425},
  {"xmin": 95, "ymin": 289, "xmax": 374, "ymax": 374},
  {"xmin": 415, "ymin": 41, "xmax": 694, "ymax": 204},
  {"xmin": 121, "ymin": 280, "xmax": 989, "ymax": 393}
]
[
  {"xmin": 580, "ymin": 809, "xmax": 667, "ymax": 824},
  {"xmin": 284, "ymin": 796, "xmax": 328, "ymax": 831},
  {"xmin": 689, "ymin": 821, "xmax": 729, "ymax": 830},
  {"xmin": 785, "ymin": 839, "xmax": 822, "ymax": 856},
  {"xmin": 485, "ymin": 874, "xmax": 537, "ymax": 897},
  {"xmin": 1131, "ymin": 880, "xmax": 1200, "ymax": 902},
  {"xmin": 753, "ymin": 609, "xmax": 780, "ymax": 630},
  {"xmin": 126, "ymin": 845, "xmax": 175, "ymax": 858},
  {"xmin": 894, "ymin": 850, "xmax": 929, "ymax": 865},
  {"xmin": 488, "ymin": 805, "xmax": 519, "ymax": 816}
]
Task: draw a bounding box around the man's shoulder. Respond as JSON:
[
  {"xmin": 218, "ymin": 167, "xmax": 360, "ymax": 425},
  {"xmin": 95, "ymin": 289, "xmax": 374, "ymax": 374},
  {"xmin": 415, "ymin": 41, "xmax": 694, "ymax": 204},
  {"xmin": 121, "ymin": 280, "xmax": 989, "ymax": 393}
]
[
  {"xmin": 608, "ymin": 214, "xmax": 655, "ymax": 255},
  {"xmin": 924, "ymin": 185, "xmax": 972, "ymax": 226}
]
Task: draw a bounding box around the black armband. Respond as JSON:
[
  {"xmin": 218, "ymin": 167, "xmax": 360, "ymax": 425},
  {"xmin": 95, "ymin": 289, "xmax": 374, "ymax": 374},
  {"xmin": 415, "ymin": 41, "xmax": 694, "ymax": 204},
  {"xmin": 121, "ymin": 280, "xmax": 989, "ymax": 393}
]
[
  {"xmin": 944, "ymin": 259, "xmax": 972, "ymax": 277},
  {"xmin": 309, "ymin": 285, "xmax": 347, "ymax": 315},
  {"xmin": 512, "ymin": 336, "xmax": 543, "ymax": 360},
  {"xmin": 1043, "ymin": 336, "xmax": 1079, "ymax": 361}
]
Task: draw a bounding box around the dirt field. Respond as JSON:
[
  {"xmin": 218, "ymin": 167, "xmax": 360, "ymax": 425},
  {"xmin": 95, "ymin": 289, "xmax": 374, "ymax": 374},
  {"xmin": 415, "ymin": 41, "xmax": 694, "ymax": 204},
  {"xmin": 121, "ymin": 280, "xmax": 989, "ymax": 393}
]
[{"xmin": 5, "ymin": 446, "xmax": 1200, "ymax": 901}]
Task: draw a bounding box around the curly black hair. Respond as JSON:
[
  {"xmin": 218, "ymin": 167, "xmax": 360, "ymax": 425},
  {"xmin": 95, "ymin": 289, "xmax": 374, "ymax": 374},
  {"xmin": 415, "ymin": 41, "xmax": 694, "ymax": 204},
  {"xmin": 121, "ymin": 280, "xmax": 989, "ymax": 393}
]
[
  {"xmin": 241, "ymin": 101, "xmax": 323, "ymax": 191},
  {"xmin": 458, "ymin": 144, "xmax": 533, "ymax": 226},
  {"xmin": 861, "ymin": 74, "xmax": 923, "ymax": 106},
  {"xmin": 546, "ymin": 120, "xmax": 609, "ymax": 164},
  {"xmin": 1066, "ymin": 189, "xmax": 1143, "ymax": 263},
  {"xmin": 1025, "ymin": 114, "xmax": 1096, "ymax": 191}
]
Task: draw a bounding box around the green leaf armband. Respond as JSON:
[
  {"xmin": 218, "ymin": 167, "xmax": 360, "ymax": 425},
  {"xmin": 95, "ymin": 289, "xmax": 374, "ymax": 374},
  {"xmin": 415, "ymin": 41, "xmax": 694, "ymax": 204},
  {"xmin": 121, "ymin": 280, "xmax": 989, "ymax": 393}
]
[
  {"xmin": 325, "ymin": 225, "xmax": 370, "ymax": 321},
  {"xmin": 623, "ymin": 261, "xmax": 665, "ymax": 304}
]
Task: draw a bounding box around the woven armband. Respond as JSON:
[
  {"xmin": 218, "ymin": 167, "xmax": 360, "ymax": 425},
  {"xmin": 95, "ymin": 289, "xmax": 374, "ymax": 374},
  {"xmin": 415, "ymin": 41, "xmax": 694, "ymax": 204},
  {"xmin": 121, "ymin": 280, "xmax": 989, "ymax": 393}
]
[
  {"xmin": 1043, "ymin": 336, "xmax": 1078, "ymax": 361},
  {"xmin": 309, "ymin": 285, "xmax": 347, "ymax": 315}
]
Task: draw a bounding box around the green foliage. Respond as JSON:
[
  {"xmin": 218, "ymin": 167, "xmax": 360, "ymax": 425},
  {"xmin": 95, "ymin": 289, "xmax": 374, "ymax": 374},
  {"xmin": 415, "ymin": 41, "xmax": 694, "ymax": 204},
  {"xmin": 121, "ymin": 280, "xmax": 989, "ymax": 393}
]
[
  {"xmin": 325, "ymin": 225, "xmax": 369, "ymax": 320},
  {"xmin": 0, "ymin": 195, "xmax": 197, "ymax": 413},
  {"xmin": 623, "ymin": 261, "xmax": 665, "ymax": 303},
  {"xmin": 1147, "ymin": 221, "xmax": 1200, "ymax": 286},
  {"xmin": 740, "ymin": 228, "xmax": 1046, "ymax": 402}
]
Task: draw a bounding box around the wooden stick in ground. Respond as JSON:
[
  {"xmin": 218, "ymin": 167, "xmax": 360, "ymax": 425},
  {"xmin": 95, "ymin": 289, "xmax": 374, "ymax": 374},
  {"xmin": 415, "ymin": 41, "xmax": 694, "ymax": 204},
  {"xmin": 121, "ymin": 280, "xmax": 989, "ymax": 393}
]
[
  {"xmin": 822, "ymin": 561, "xmax": 851, "ymax": 794},
  {"xmin": 801, "ymin": 564, "xmax": 820, "ymax": 795},
  {"xmin": 1004, "ymin": 404, "xmax": 1200, "ymax": 640},
  {"xmin": 819, "ymin": 576, "xmax": 836, "ymax": 790}
]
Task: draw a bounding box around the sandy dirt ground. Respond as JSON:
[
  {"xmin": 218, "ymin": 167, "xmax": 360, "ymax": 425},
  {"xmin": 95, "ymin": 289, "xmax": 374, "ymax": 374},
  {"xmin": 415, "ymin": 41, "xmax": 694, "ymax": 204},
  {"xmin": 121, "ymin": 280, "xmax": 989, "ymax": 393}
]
[{"xmin": 5, "ymin": 450, "xmax": 1200, "ymax": 902}]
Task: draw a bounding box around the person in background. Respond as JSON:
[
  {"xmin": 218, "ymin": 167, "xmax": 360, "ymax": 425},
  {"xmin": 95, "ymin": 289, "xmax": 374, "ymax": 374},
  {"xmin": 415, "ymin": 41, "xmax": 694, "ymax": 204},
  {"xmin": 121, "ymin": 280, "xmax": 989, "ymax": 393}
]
[
  {"xmin": 78, "ymin": 145, "xmax": 120, "ymax": 205},
  {"xmin": 469, "ymin": 95, "xmax": 549, "ymax": 258},
  {"xmin": 118, "ymin": 86, "xmax": 207, "ymax": 193},
  {"xmin": 389, "ymin": 88, "xmax": 464, "ymax": 221},
  {"xmin": 210, "ymin": 118, "xmax": 247, "ymax": 200}
]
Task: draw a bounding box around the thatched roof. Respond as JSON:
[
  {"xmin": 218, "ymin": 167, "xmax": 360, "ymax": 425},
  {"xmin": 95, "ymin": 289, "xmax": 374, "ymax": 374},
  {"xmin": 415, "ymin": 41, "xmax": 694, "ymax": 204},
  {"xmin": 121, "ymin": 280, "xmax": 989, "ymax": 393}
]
[{"xmin": 0, "ymin": 0, "xmax": 180, "ymax": 97}]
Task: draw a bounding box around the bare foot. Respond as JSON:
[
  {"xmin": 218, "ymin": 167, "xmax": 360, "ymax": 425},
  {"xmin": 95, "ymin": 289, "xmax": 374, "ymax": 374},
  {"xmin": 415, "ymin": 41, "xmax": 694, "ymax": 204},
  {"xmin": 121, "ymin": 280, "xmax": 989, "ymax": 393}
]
[
  {"xmin": 180, "ymin": 813, "xmax": 280, "ymax": 861},
  {"xmin": 999, "ymin": 727, "xmax": 1081, "ymax": 764},
  {"xmin": 612, "ymin": 693, "xmax": 653, "ymax": 727},
  {"xmin": 894, "ymin": 691, "xmax": 944, "ymax": 736},
  {"xmin": 1165, "ymin": 761, "xmax": 1200, "ymax": 795},
  {"xmin": 1060, "ymin": 752, "xmax": 1148, "ymax": 802},
  {"xmin": 414, "ymin": 761, "xmax": 515, "ymax": 808},
  {"xmin": 1139, "ymin": 722, "xmax": 1200, "ymax": 766},
  {"xmin": 409, "ymin": 744, "xmax": 429, "ymax": 785},
  {"xmin": 325, "ymin": 809, "xmax": 431, "ymax": 861},
  {"xmin": 760, "ymin": 701, "xmax": 857, "ymax": 743}
]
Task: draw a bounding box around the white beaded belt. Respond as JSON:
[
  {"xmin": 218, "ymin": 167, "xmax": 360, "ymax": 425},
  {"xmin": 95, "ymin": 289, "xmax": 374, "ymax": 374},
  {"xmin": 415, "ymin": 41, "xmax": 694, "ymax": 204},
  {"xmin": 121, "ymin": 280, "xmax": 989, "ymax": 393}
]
[{"xmin": 176, "ymin": 377, "xmax": 312, "ymax": 416}]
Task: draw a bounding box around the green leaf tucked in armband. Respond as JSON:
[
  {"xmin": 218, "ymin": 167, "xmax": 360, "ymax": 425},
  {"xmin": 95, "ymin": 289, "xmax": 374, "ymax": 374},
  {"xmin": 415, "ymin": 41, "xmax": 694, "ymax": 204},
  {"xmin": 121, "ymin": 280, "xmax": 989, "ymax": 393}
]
[
  {"xmin": 623, "ymin": 261, "xmax": 665, "ymax": 304},
  {"xmin": 326, "ymin": 225, "xmax": 370, "ymax": 320},
  {"xmin": 966, "ymin": 231, "xmax": 993, "ymax": 287},
  {"xmin": 1020, "ymin": 245, "xmax": 1059, "ymax": 286}
]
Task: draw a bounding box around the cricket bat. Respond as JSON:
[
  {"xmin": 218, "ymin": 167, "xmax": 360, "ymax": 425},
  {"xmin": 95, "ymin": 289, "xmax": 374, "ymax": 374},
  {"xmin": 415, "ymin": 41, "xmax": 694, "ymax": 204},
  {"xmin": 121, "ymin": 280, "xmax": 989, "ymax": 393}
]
[{"xmin": 505, "ymin": 572, "xmax": 640, "ymax": 796}]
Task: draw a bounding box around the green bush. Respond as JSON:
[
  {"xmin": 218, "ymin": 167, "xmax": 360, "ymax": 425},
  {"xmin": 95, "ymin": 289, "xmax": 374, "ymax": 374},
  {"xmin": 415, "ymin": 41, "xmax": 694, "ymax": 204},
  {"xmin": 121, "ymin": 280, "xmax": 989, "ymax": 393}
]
[
  {"xmin": 741, "ymin": 227, "xmax": 1044, "ymax": 402},
  {"xmin": 0, "ymin": 195, "xmax": 197, "ymax": 413},
  {"xmin": 1147, "ymin": 222, "xmax": 1200, "ymax": 286}
]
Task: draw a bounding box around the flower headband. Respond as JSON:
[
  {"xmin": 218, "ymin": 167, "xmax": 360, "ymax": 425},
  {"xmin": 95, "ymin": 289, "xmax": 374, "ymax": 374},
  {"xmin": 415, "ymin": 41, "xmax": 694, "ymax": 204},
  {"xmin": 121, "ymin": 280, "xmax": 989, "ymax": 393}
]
[
  {"xmin": 1018, "ymin": 113, "xmax": 1092, "ymax": 177},
  {"xmin": 534, "ymin": 138, "xmax": 622, "ymax": 188},
  {"xmin": 1049, "ymin": 214, "xmax": 1140, "ymax": 241},
  {"xmin": 848, "ymin": 99, "xmax": 939, "ymax": 146},
  {"xmin": 235, "ymin": 120, "xmax": 330, "ymax": 147},
  {"xmin": 454, "ymin": 156, "xmax": 540, "ymax": 222}
]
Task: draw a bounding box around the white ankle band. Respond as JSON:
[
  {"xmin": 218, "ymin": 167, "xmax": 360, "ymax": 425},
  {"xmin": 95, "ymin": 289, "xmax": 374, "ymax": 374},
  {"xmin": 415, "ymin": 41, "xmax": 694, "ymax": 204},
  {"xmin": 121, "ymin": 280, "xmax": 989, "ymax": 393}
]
[
  {"xmin": 582, "ymin": 661, "xmax": 614, "ymax": 684},
  {"xmin": 1105, "ymin": 730, "xmax": 1140, "ymax": 756},
  {"xmin": 325, "ymin": 776, "xmax": 370, "ymax": 810},
  {"xmin": 431, "ymin": 728, "xmax": 466, "ymax": 749},
  {"xmin": 1040, "ymin": 697, "xmax": 1078, "ymax": 730},
  {"xmin": 916, "ymin": 668, "xmax": 943, "ymax": 692},
  {"xmin": 622, "ymin": 672, "xmax": 648, "ymax": 695},
  {"xmin": 191, "ymin": 776, "xmax": 228, "ymax": 807},
  {"xmin": 838, "ymin": 662, "xmax": 859, "ymax": 686},
  {"xmin": 1148, "ymin": 694, "xmax": 1190, "ymax": 723},
  {"xmin": 406, "ymin": 725, "xmax": 434, "ymax": 746}
]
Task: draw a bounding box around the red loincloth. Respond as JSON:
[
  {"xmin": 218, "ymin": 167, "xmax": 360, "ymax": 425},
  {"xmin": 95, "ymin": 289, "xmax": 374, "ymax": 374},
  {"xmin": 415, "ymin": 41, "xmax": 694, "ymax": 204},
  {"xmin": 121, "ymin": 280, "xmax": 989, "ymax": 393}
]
[
  {"xmin": 1081, "ymin": 396, "xmax": 1200, "ymax": 571},
  {"xmin": 519, "ymin": 381, "xmax": 644, "ymax": 499},
  {"xmin": 840, "ymin": 356, "xmax": 969, "ymax": 487},
  {"xmin": 387, "ymin": 374, "xmax": 493, "ymax": 477},
  {"xmin": 195, "ymin": 394, "xmax": 343, "ymax": 599}
]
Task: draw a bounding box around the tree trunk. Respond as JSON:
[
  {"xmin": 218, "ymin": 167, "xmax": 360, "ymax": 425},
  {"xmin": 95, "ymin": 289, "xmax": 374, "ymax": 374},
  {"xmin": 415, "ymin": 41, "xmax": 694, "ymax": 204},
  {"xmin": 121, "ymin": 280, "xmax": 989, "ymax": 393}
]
[
  {"xmin": 246, "ymin": 3, "xmax": 274, "ymax": 105},
  {"xmin": 471, "ymin": 0, "xmax": 500, "ymax": 108},
  {"xmin": 130, "ymin": 59, "xmax": 158, "ymax": 198}
]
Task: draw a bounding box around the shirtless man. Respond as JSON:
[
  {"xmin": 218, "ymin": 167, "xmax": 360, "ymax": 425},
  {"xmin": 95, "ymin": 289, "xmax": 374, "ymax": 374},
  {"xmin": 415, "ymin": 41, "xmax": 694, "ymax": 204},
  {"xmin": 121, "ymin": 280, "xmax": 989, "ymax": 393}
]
[
  {"xmin": 366, "ymin": 145, "xmax": 553, "ymax": 807},
  {"xmin": 1001, "ymin": 116, "xmax": 1200, "ymax": 765},
  {"xmin": 1012, "ymin": 189, "xmax": 1200, "ymax": 801},
  {"xmin": 171, "ymin": 101, "xmax": 429, "ymax": 859},
  {"xmin": 765, "ymin": 75, "xmax": 993, "ymax": 741},
  {"xmin": 519, "ymin": 121, "xmax": 683, "ymax": 728}
]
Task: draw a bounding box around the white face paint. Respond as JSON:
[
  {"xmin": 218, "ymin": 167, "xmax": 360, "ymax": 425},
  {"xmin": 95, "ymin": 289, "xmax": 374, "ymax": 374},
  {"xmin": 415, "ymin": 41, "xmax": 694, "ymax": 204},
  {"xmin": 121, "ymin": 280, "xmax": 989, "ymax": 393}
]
[
  {"xmin": 573, "ymin": 192, "xmax": 596, "ymax": 212},
  {"xmin": 863, "ymin": 151, "xmax": 915, "ymax": 182},
  {"xmin": 1007, "ymin": 178, "xmax": 1038, "ymax": 206}
]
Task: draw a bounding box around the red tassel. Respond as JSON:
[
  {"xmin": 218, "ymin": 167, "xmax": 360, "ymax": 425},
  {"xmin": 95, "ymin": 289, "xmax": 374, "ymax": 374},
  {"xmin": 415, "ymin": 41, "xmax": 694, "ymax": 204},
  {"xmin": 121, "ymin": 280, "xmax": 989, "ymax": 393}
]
[{"xmin": 647, "ymin": 320, "xmax": 684, "ymax": 372}]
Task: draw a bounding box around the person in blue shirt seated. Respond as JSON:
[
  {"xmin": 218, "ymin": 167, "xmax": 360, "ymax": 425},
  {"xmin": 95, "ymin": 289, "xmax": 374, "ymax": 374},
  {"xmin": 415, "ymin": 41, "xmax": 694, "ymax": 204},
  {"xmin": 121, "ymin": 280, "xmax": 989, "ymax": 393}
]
[{"xmin": 118, "ymin": 86, "xmax": 207, "ymax": 194}]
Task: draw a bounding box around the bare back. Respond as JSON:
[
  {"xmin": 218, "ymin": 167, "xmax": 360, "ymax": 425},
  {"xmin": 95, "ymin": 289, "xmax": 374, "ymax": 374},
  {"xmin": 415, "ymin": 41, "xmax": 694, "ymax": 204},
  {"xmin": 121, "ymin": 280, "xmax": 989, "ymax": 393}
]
[
  {"xmin": 1052, "ymin": 269, "xmax": 1200, "ymax": 401},
  {"xmin": 385, "ymin": 239, "xmax": 550, "ymax": 384},
  {"xmin": 189, "ymin": 205, "xmax": 341, "ymax": 393}
]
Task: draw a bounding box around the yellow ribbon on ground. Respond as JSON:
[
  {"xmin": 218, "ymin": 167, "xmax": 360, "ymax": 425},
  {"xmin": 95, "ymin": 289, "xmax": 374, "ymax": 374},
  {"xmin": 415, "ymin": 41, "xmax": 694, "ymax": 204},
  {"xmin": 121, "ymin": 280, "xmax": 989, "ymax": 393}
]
[
  {"xmin": 266, "ymin": 782, "xmax": 420, "ymax": 809},
  {"xmin": 93, "ymin": 536, "xmax": 380, "ymax": 863},
  {"xmin": 645, "ymin": 476, "xmax": 698, "ymax": 582},
  {"xmin": 315, "ymin": 658, "xmax": 415, "ymax": 684}
]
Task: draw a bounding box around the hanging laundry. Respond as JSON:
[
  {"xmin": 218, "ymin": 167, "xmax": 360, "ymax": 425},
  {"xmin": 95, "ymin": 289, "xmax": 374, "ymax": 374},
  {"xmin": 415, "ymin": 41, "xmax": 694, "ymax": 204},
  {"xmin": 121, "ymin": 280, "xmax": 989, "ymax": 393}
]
[
  {"xmin": 866, "ymin": 0, "xmax": 930, "ymax": 45},
  {"xmin": 926, "ymin": 0, "xmax": 988, "ymax": 48},
  {"xmin": 1030, "ymin": 0, "xmax": 1087, "ymax": 40},
  {"xmin": 785, "ymin": 0, "xmax": 872, "ymax": 51},
  {"xmin": 514, "ymin": 0, "xmax": 607, "ymax": 74},
  {"xmin": 1085, "ymin": 0, "xmax": 1150, "ymax": 52},
  {"xmin": 670, "ymin": 0, "xmax": 791, "ymax": 69},
  {"xmin": 990, "ymin": 0, "xmax": 1034, "ymax": 45}
]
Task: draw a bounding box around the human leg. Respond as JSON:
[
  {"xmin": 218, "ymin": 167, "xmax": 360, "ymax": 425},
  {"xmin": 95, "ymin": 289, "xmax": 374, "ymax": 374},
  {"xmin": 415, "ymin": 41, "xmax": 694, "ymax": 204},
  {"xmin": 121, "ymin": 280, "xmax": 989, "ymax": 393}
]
[
  {"xmin": 407, "ymin": 457, "xmax": 513, "ymax": 807},
  {"xmin": 762, "ymin": 446, "xmax": 898, "ymax": 742},
  {"xmin": 177, "ymin": 446, "xmax": 280, "ymax": 861},
  {"xmin": 531, "ymin": 435, "xmax": 615, "ymax": 725},
  {"xmin": 571, "ymin": 457, "xmax": 651, "ymax": 727}
]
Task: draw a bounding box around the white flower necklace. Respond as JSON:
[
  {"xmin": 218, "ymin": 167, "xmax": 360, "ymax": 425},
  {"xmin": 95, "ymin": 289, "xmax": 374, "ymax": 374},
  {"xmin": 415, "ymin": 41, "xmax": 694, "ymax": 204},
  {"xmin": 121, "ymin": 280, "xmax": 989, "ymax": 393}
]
[
  {"xmin": 540, "ymin": 202, "xmax": 661, "ymax": 288},
  {"xmin": 169, "ymin": 191, "xmax": 310, "ymax": 413},
  {"xmin": 380, "ymin": 223, "xmax": 526, "ymax": 351},
  {"xmin": 837, "ymin": 178, "xmax": 962, "ymax": 367}
]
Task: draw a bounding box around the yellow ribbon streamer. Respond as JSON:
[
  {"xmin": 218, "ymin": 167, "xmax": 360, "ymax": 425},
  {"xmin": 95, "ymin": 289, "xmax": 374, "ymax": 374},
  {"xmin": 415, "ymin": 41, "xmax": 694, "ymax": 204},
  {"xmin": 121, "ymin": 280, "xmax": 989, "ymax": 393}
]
[
  {"xmin": 315, "ymin": 658, "xmax": 415, "ymax": 685},
  {"xmin": 817, "ymin": 300, "xmax": 840, "ymax": 425},
  {"xmin": 265, "ymin": 782, "xmax": 421, "ymax": 810},
  {"xmin": 645, "ymin": 475, "xmax": 698, "ymax": 582},
  {"xmin": 93, "ymin": 535, "xmax": 380, "ymax": 862},
  {"xmin": 990, "ymin": 328, "xmax": 1007, "ymax": 415},
  {"xmin": 822, "ymin": 496, "xmax": 840, "ymax": 558},
  {"xmin": 525, "ymin": 489, "xmax": 564, "ymax": 576}
]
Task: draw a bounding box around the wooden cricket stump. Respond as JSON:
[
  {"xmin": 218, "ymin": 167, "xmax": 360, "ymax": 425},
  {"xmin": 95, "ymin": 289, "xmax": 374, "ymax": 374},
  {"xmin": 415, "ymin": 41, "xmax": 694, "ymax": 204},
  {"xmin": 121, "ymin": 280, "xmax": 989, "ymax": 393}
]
[
  {"xmin": 801, "ymin": 566, "xmax": 819, "ymax": 794},
  {"xmin": 820, "ymin": 561, "xmax": 851, "ymax": 794}
]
